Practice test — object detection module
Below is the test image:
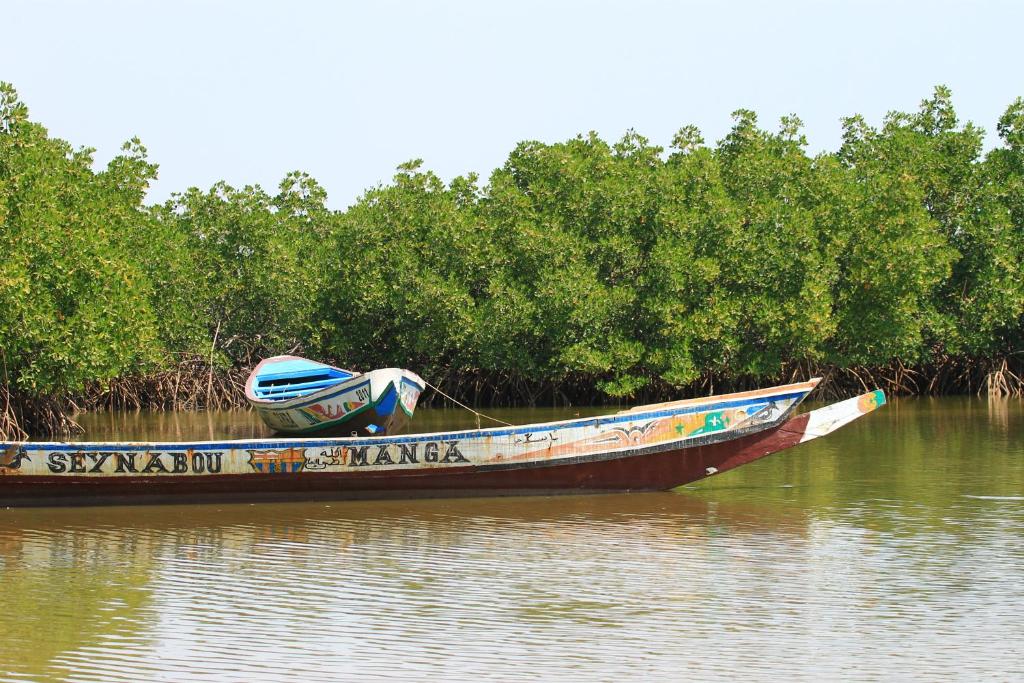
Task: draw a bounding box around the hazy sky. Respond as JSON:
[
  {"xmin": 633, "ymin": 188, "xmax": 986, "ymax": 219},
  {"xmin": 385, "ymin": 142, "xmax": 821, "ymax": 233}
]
[{"xmin": 4, "ymin": 0, "xmax": 1022, "ymax": 208}]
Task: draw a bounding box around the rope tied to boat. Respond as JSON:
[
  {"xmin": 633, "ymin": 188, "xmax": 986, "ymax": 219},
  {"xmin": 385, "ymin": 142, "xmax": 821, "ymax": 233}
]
[{"xmin": 423, "ymin": 379, "xmax": 513, "ymax": 429}]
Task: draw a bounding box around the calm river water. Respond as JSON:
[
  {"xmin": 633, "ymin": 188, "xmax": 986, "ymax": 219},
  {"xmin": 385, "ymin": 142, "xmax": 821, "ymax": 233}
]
[{"xmin": 2, "ymin": 399, "xmax": 1022, "ymax": 681}]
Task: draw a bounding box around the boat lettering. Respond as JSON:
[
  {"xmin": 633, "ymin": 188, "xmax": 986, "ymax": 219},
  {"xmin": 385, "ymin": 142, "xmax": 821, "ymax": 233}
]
[
  {"xmin": 443, "ymin": 442, "xmax": 468, "ymax": 463},
  {"xmin": 263, "ymin": 411, "xmax": 298, "ymax": 430},
  {"xmin": 372, "ymin": 446, "xmax": 394, "ymax": 465},
  {"xmin": 347, "ymin": 446, "xmax": 372, "ymax": 467},
  {"xmin": 304, "ymin": 446, "xmax": 346, "ymax": 470},
  {"xmin": 399, "ymin": 444, "xmax": 418, "ymax": 464},
  {"xmin": 89, "ymin": 453, "xmax": 111, "ymax": 472},
  {"xmin": 142, "ymin": 453, "xmax": 169, "ymax": 473},
  {"xmin": 47, "ymin": 451, "xmax": 223, "ymax": 475},
  {"xmin": 423, "ymin": 443, "xmax": 438, "ymax": 462},
  {"xmin": 345, "ymin": 440, "xmax": 469, "ymax": 467}
]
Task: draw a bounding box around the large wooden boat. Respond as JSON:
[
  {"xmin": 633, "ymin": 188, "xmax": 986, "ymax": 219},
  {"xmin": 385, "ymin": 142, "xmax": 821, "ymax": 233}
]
[
  {"xmin": 245, "ymin": 355, "xmax": 425, "ymax": 436},
  {"xmin": 0, "ymin": 379, "xmax": 885, "ymax": 507}
]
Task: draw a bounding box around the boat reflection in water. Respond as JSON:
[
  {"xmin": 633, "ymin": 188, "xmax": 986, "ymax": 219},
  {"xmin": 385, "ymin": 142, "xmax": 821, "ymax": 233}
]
[{"xmin": 0, "ymin": 492, "xmax": 811, "ymax": 679}]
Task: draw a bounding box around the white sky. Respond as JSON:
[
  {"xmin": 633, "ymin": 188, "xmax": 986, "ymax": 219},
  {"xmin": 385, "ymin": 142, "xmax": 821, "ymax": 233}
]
[{"xmin": 3, "ymin": 0, "xmax": 1022, "ymax": 209}]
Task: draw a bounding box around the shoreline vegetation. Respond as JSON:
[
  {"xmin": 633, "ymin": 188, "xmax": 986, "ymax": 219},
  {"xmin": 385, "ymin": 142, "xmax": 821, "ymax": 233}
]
[{"xmin": 1, "ymin": 83, "xmax": 1022, "ymax": 439}]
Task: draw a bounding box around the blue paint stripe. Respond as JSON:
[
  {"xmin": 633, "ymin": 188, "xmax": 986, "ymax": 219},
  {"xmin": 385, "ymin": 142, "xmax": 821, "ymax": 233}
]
[
  {"xmin": 15, "ymin": 389, "xmax": 811, "ymax": 453},
  {"xmin": 258, "ymin": 374, "xmax": 426, "ymax": 411},
  {"xmin": 260, "ymin": 378, "xmax": 373, "ymax": 410}
]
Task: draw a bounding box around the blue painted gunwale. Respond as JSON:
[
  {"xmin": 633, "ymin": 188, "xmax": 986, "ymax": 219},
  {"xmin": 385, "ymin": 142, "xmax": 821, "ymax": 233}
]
[
  {"xmin": 23, "ymin": 389, "xmax": 812, "ymax": 452},
  {"xmin": 252, "ymin": 375, "xmax": 425, "ymax": 412}
]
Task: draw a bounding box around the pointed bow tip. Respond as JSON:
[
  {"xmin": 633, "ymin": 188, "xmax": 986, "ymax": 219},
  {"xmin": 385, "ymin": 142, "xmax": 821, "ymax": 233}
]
[
  {"xmin": 857, "ymin": 388, "xmax": 887, "ymax": 413},
  {"xmin": 797, "ymin": 388, "xmax": 886, "ymax": 443}
]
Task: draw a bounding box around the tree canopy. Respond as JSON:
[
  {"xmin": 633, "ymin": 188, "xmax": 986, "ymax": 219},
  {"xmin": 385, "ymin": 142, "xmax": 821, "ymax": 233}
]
[{"xmin": 1, "ymin": 82, "xmax": 1022, "ymax": 435}]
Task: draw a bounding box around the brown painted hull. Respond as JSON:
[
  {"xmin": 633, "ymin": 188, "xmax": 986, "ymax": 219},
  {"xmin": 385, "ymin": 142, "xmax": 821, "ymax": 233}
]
[
  {"xmin": 0, "ymin": 414, "xmax": 811, "ymax": 507},
  {"xmin": 1, "ymin": 387, "xmax": 885, "ymax": 507}
]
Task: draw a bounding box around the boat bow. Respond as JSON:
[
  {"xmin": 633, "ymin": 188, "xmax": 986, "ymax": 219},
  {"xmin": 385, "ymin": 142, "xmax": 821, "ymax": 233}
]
[{"xmin": 0, "ymin": 386, "xmax": 886, "ymax": 506}]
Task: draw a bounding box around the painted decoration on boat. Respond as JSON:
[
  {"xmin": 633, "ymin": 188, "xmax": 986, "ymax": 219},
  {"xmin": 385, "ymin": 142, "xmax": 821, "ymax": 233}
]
[
  {"xmin": 245, "ymin": 356, "xmax": 425, "ymax": 437},
  {"xmin": 0, "ymin": 381, "xmax": 895, "ymax": 508},
  {"xmin": 398, "ymin": 378, "xmax": 422, "ymax": 415},
  {"xmin": 2, "ymin": 385, "xmax": 824, "ymax": 480},
  {"xmin": 298, "ymin": 381, "xmax": 372, "ymax": 425},
  {"xmin": 858, "ymin": 389, "xmax": 885, "ymax": 414},
  {"xmin": 248, "ymin": 448, "xmax": 306, "ymax": 473},
  {"xmin": 0, "ymin": 444, "xmax": 29, "ymax": 472}
]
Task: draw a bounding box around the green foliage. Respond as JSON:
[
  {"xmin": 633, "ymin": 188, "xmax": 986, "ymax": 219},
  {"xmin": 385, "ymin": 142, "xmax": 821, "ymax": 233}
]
[
  {"xmin": 151, "ymin": 179, "xmax": 325, "ymax": 366},
  {"xmin": 149, "ymin": 173, "xmax": 331, "ymax": 366},
  {"xmin": 0, "ymin": 83, "xmax": 162, "ymax": 396},
  {"xmin": 711, "ymin": 110, "xmax": 834, "ymax": 374},
  {"xmin": 2, "ymin": 80, "xmax": 1023, "ymax": 422},
  {"xmin": 857, "ymin": 86, "xmax": 1020, "ymax": 358},
  {"xmin": 982, "ymin": 97, "xmax": 1024, "ymax": 351},
  {"xmin": 825, "ymin": 106, "xmax": 954, "ymax": 365},
  {"xmin": 476, "ymin": 132, "xmax": 663, "ymax": 394},
  {"xmin": 316, "ymin": 162, "xmax": 483, "ymax": 375}
]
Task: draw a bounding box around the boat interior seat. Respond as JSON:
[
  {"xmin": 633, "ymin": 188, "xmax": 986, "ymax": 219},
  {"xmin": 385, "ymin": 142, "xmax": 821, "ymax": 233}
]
[{"xmin": 252, "ymin": 358, "xmax": 356, "ymax": 401}]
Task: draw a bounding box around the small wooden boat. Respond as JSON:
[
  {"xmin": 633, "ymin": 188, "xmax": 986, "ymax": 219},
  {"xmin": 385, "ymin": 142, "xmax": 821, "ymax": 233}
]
[
  {"xmin": 0, "ymin": 379, "xmax": 885, "ymax": 507},
  {"xmin": 245, "ymin": 355, "xmax": 426, "ymax": 436}
]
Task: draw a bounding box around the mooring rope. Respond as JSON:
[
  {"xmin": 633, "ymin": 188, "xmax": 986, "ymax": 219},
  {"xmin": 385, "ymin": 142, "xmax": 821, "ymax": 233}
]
[{"xmin": 423, "ymin": 379, "xmax": 514, "ymax": 429}]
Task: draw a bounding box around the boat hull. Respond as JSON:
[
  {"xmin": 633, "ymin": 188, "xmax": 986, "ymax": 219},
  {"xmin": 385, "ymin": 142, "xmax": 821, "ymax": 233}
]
[
  {"xmin": 246, "ymin": 363, "xmax": 425, "ymax": 436},
  {"xmin": 0, "ymin": 382, "xmax": 885, "ymax": 507}
]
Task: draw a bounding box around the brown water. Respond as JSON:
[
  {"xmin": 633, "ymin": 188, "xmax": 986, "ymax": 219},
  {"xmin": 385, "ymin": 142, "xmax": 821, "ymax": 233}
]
[{"xmin": 2, "ymin": 399, "xmax": 1022, "ymax": 681}]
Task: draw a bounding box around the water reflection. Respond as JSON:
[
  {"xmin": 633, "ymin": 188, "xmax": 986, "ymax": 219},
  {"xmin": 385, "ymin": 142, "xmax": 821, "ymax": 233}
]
[
  {"xmin": 2, "ymin": 398, "xmax": 1022, "ymax": 680},
  {"xmin": 0, "ymin": 494, "xmax": 810, "ymax": 681}
]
